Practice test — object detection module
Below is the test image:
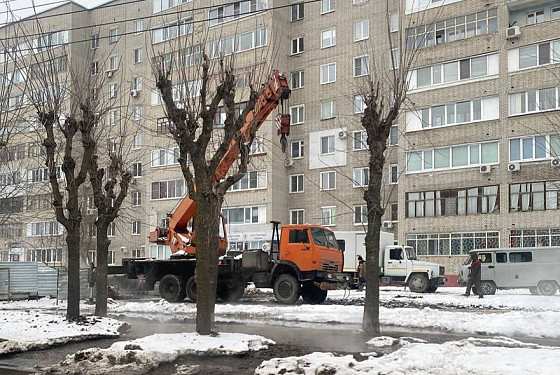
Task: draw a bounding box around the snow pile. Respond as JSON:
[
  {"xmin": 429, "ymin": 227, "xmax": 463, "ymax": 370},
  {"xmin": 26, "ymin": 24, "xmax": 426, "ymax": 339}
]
[
  {"xmin": 0, "ymin": 311, "xmax": 125, "ymax": 355},
  {"xmin": 256, "ymin": 337, "xmax": 560, "ymax": 375},
  {"xmin": 40, "ymin": 332, "xmax": 274, "ymax": 375},
  {"xmin": 366, "ymin": 336, "xmax": 426, "ymax": 347}
]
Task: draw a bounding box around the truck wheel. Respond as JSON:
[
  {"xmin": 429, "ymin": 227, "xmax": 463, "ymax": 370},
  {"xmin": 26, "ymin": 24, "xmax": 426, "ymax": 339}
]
[
  {"xmin": 537, "ymin": 280, "xmax": 558, "ymax": 296},
  {"xmin": 186, "ymin": 276, "xmax": 197, "ymax": 302},
  {"xmin": 480, "ymin": 281, "xmax": 497, "ymax": 295},
  {"xmin": 159, "ymin": 274, "xmax": 186, "ymax": 302},
  {"xmin": 427, "ymin": 285, "xmax": 438, "ymax": 293},
  {"xmin": 273, "ymin": 274, "xmax": 300, "ymax": 304},
  {"xmin": 217, "ymin": 285, "xmax": 245, "ymax": 303},
  {"xmin": 529, "ymin": 287, "xmax": 539, "ymax": 295},
  {"xmin": 301, "ymin": 284, "xmax": 328, "ymax": 304},
  {"xmin": 408, "ymin": 274, "xmax": 429, "ymax": 293}
]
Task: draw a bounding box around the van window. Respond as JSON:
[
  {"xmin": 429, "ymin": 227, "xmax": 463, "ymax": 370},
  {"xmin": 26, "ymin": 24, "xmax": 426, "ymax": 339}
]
[
  {"xmin": 480, "ymin": 253, "xmax": 492, "ymax": 263},
  {"xmin": 289, "ymin": 229, "xmax": 309, "ymax": 244},
  {"xmin": 390, "ymin": 248, "xmax": 403, "ymax": 260},
  {"xmin": 509, "ymin": 252, "xmax": 532, "ymax": 263},
  {"xmin": 496, "ymin": 253, "xmax": 507, "ymax": 263}
]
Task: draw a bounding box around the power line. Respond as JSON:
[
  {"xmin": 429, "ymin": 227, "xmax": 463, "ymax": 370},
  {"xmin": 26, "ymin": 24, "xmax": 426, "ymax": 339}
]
[
  {"xmin": 0, "ymin": 0, "xmax": 71, "ymax": 17},
  {"xmin": 0, "ymin": 0, "xmax": 323, "ymax": 51}
]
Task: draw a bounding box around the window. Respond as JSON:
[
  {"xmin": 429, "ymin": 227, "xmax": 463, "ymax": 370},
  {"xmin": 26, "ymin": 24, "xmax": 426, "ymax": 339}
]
[
  {"xmin": 354, "ymin": 56, "xmax": 369, "ymax": 77},
  {"xmin": 290, "ymin": 209, "xmax": 304, "ymax": 224},
  {"xmin": 132, "ymin": 221, "xmax": 141, "ymax": 235},
  {"xmin": 510, "ymin": 181, "xmax": 560, "ymax": 212},
  {"xmin": 406, "ymin": 141, "xmax": 499, "ymax": 172},
  {"xmin": 0, "ymin": 197, "xmax": 24, "ymax": 214},
  {"xmin": 106, "ymin": 222, "xmax": 116, "ymax": 237},
  {"xmin": 353, "ymin": 130, "xmax": 367, "ymax": 150},
  {"xmin": 27, "ymin": 221, "xmax": 61, "ymax": 237},
  {"xmin": 151, "ymin": 179, "xmax": 186, "ymax": 199},
  {"xmin": 133, "ymin": 76, "xmax": 143, "ymax": 91},
  {"xmin": 320, "ymin": 135, "xmax": 335, "ymax": 155},
  {"xmin": 321, "ymin": 28, "xmax": 336, "ymax": 48},
  {"xmin": 321, "ymin": 206, "xmax": 336, "ymax": 226},
  {"xmin": 34, "ymin": 30, "xmax": 68, "ymax": 52},
  {"xmin": 157, "ymin": 118, "xmax": 170, "ymax": 134},
  {"xmin": 406, "ymin": 231, "xmax": 500, "ymax": 256},
  {"xmin": 132, "ymin": 162, "xmax": 142, "ymax": 178},
  {"xmin": 353, "ymin": 167, "xmax": 369, "ymax": 187},
  {"xmin": 88, "ymin": 250, "xmax": 96, "ymax": 265},
  {"xmin": 290, "ymin": 70, "xmax": 304, "ymax": 89},
  {"xmin": 208, "ymin": 1, "xmax": 268, "ymax": 27},
  {"xmin": 134, "ymin": 20, "xmax": 143, "ymax": 34},
  {"xmin": 150, "ymin": 244, "xmax": 171, "ymax": 259},
  {"xmin": 321, "ymin": 0, "xmax": 335, "ymax": 14},
  {"xmin": 133, "ymin": 106, "xmax": 142, "ymax": 121},
  {"xmin": 320, "ymin": 63, "xmax": 336, "ymax": 84},
  {"xmin": 390, "ymin": 13, "xmax": 399, "ymax": 32},
  {"xmin": 133, "ymin": 134, "xmax": 142, "ymax": 149},
  {"xmin": 290, "ymin": 174, "xmax": 304, "ymax": 193},
  {"xmin": 510, "ymin": 252, "xmax": 533, "ymax": 263},
  {"xmin": 107, "ymin": 139, "xmax": 117, "ymax": 154},
  {"xmin": 509, "ymin": 135, "xmax": 560, "ymax": 161},
  {"xmin": 26, "ymin": 194, "xmax": 50, "ymax": 211},
  {"xmin": 108, "ymin": 250, "xmax": 116, "ymax": 265},
  {"xmin": 109, "ymin": 84, "xmax": 118, "ymax": 98},
  {"xmin": 320, "ymin": 171, "xmax": 336, "ymax": 190},
  {"xmin": 390, "ymin": 48, "xmax": 399, "ymax": 69},
  {"xmin": 132, "ymin": 249, "xmax": 143, "ymax": 258},
  {"xmin": 290, "ymin": 105, "xmax": 305, "ymax": 124},
  {"xmin": 412, "ymin": 53, "xmax": 498, "ymax": 90},
  {"xmin": 354, "ymin": 205, "xmax": 367, "ymax": 224},
  {"xmin": 154, "ymin": 0, "xmax": 194, "ymax": 13},
  {"xmin": 354, "ymin": 95, "xmax": 366, "ymax": 113},
  {"xmin": 222, "ymin": 206, "xmax": 264, "ymax": 224},
  {"xmin": 151, "ymin": 147, "xmax": 180, "ymax": 167},
  {"xmin": 152, "ymin": 18, "xmax": 193, "ymax": 44},
  {"xmin": 406, "ymin": 9, "xmax": 497, "ymax": 49},
  {"xmin": 109, "ymin": 55, "xmax": 119, "ymax": 71},
  {"xmin": 553, "ymin": 6, "xmax": 560, "ymax": 20},
  {"xmin": 354, "ymin": 20, "xmax": 369, "ymax": 41},
  {"xmin": 389, "ymin": 164, "xmax": 398, "ymax": 184},
  {"xmin": 514, "ymin": 40, "xmax": 560, "ymax": 71},
  {"xmin": 0, "ymin": 223, "xmax": 22, "ymax": 238},
  {"xmin": 291, "ymin": 3, "xmax": 304, "ymax": 21},
  {"xmin": 90, "ymin": 61, "xmax": 99, "ymax": 75},
  {"xmin": 406, "ymin": 185, "xmax": 499, "ymax": 218},
  {"xmin": 91, "ymin": 34, "xmax": 99, "ymax": 49},
  {"xmin": 25, "ymin": 248, "xmax": 62, "ymax": 263},
  {"xmin": 291, "ymin": 37, "xmax": 304, "ymax": 54},
  {"xmin": 390, "ymin": 203, "xmax": 398, "ymax": 221},
  {"xmin": 527, "ymin": 10, "xmax": 544, "ymax": 25},
  {"xmin": 321, "ymin": 100, "xmax": 336, "ymax": 119},
  {"xmin": 207, "ymin": 28, "xmax": 267, "ymax": 58},
  {"xmin": 132, "ymin": 191, "xmax": 141, "ymax": 206},
  {"xmin": 291, "ymin": 140, "xmax": 304, "ymax": 159},
  {"xmin": 109, "ymin": 28, "xmax": 119, "ymax": 44},
  {"xmin": 389, "ymin": 126, "xmax": 398, "ymax": 146},
  {"xmin": 509, "ymin": 88, "xmax": 560, "ymax": 116},
  {"xmin": 228, "ymin": 170, "xmax": 267, "ymax": 191},
  {"xmin": 108, "ymin": 110, "xmax": 118, "ymax": 126},
  {"xmin": 413, "ymin": 97, "xmax": 496, "ymax": 130},
  {"xmin": 510, "ymin": 228, "xmax": 560, "ymax": 247},
  {"xmin": 134, "ymin": 48, "xmax": 143, "ymax": 64}
]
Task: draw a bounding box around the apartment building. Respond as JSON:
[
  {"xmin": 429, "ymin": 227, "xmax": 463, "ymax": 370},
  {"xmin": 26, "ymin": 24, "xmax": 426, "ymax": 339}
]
[{"xmin": 0, "ymin": 0, "xmax": 558, "ymax": 275}]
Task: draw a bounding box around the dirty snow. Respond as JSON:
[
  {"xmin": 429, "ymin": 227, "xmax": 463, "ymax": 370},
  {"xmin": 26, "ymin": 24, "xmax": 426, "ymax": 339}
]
[
  {"xmin": 40, "ymin": 332, "xmax": 273, "ymax": 375},
  {"xmin": 366, "ymin": 336, "xmax": 427, "ymax": 347},
  {"xmin": 0, "ymin": 311, "xmax": 125, "ymax": 355},
  {"xmin": 256, "ymin": 337, "xmax": 560, "ymax": 375}
]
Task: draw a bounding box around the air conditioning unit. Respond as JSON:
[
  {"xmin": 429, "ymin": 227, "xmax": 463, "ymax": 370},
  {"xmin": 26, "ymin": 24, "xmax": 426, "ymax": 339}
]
[
  {"xmin": 338, "ymin": 130, "xmax": 347, "ymax": 139},
  {"xmin": 382, "ymin": 221, "xmax": 393, "ymax": 229},
  {"xmin": 106, "ymin": 70, "xmax": 114, "ymax": 78},
  {"xmin": 130, "ymin": 89, "xmax": 139, "ymax": 98},
  {"xmin": 551, "ymin": 158, "xmax": 560, "ymax": 167},
  {"xmin": 479, "ymin": 164, "xmax": 492, "ymax": 174},
  {"xmin": 284, "ymin": 158, "xmax": 294, "ymax": 168},
  {"xmin": 121, "ymin": 246, "xmax": 128, "ymax": 253},
  {"xmin": 506, "ymin": 26, "xmax": 520, "ymax": 40},
  {"xmin": 508, "ymin": 162, "xmax": 521, "ymax": 172}
]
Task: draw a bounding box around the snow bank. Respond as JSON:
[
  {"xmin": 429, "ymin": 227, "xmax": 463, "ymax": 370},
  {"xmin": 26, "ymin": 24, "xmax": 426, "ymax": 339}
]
[
  {"xmin": 256, "ymin": 337, "xmax": 560, "ymax": 375},
  {"xmin": 41, "ymin": 332, "xmax": 274, "ymax": 375},
  {"xmin": 0, "ymin": 311, "xmax": 125, "ymax": 355},
  {"xmin": 366, "ymin": 336, "xmax": 426, "ymax": 347}
]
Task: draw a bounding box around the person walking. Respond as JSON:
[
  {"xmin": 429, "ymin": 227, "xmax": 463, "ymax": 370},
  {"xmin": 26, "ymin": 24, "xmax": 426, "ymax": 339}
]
[
  {"xmin": 464, "ymin": 252, "xmax": 483, "ymax": 298},
  {"xmin": 357, "ymin": 255, "xmax": 366, "ymax": 290}
]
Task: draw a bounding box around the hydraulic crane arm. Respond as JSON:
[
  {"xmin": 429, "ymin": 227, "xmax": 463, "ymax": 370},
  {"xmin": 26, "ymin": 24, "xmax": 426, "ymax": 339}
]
[{"xmin": 149, "ymin": 70, "xmax": 291, "ymax": 256}]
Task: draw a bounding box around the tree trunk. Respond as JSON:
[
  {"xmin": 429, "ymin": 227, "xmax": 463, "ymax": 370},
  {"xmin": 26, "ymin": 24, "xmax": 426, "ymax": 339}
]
[
  {"xmin": 194, "ymin": 192, "xmax": 222, "ymax": 335},
  {"xmin": 362, "ymin": 140, "xmax": 386, "ymax": 335},
  {"xmin": 66, "ymin": 231, "xmax": 81, "ymax": 319},
  {"xmin": 95, "ymin": 225, "xmax": 110, "ymax": 316}
]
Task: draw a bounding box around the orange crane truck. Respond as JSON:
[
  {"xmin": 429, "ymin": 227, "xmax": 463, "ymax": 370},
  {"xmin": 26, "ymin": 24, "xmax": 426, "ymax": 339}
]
[{"xmin": 115, "ymin": 70, "xmax": 351, "ymax": 304}]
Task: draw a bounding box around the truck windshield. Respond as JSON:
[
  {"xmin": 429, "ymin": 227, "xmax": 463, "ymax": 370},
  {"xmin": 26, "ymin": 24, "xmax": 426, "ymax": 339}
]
[
  {"xmin": 310, "ymin": 227, "xmax": 339, "ymax": 249},
  {"xmin": 405, "ymin": 247, "xmax": 416, "ymax": 260}
]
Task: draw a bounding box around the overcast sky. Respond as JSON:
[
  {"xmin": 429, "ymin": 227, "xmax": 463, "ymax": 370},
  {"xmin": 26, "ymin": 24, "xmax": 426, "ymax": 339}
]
[{"xmin": 0, "ymin": 0, "xmax": 113, "ymax": 24}]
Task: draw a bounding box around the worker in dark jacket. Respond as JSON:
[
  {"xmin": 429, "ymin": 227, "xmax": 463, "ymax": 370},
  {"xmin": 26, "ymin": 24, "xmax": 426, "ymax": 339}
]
[
  {"xmin": 464, "ymin": 252, "xmax": 483, "ymax": 298},
  {"xmin": 357, "ymin": 256, "xmax": 366, "ymax": 290}
]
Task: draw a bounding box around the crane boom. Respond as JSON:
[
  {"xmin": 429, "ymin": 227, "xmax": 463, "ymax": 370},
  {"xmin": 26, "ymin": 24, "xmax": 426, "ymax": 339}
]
[{"xmin": 148, "ymin": 70, "xmax": 291, "ymax": 256}]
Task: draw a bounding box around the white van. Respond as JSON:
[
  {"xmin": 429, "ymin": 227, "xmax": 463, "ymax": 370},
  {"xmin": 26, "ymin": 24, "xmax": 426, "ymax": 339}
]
[{"xmin": 459, "ymin": 247, "xmax": 560, "ymax": 295}]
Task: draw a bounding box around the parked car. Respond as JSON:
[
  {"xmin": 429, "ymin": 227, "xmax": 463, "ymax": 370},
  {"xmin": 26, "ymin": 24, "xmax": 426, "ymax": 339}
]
[{"xmin": 458, "ymin": 247, "xmax": 560, "ymax": 295}]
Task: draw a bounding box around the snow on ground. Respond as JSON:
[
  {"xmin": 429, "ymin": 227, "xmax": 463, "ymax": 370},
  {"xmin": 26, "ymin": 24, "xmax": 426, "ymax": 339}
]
[
  {"xmin": 0, "ymin": 311, "xmax": 126, "ymax": 355},
  {"xmin": 366, "ymin": 336, "xmax": 427, "ymax": 347},
  {"xmin": 40, "ymin": 332, "xmax": 273, "ymax": 375},
  {"xmin": 256, "ymin": 337, "xmax": 560, "ymax": 375}
]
